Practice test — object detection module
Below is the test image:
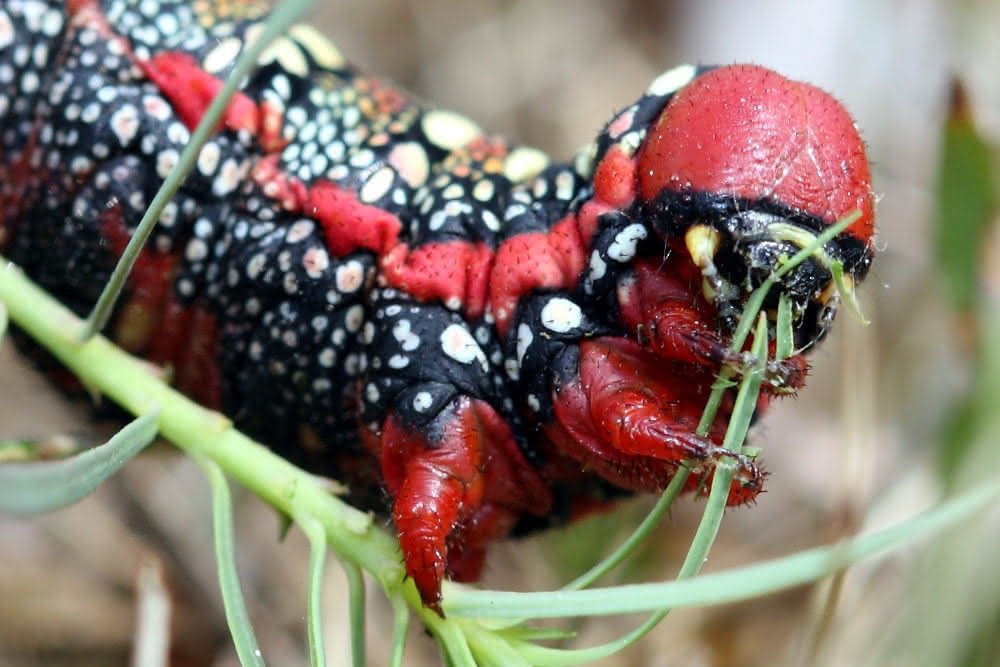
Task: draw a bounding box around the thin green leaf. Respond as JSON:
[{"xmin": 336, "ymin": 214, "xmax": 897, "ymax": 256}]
[
  {"xmin": 463, "ymin": 621, "xmax": 532, "ymax": 667},
  {"xmin": 831, "ymin": 260, "xmax": 869, "ymax": 325},
  {"xmin": 338, "ymin": 557, "xmax": 366, "ymax": 667},
  {"xmin": 0, "ymin": 412, "xmax": 158, "ymax": 515},
  {"xmin": 445, "ymin": 477, "xmax": 1000, "ymax": 619},
  {"xmin": 432, "ymin": 617, "xmax": 476, "ymax": 667},
  {"xmin": 81, "ymin": 0, "xmax": 319, "ymax": 340},
  {"xmin": 498, "ymin": 626, "xmax": 577, "ymax": 641},
  {"xmin": 388, "ymin": 596, "xmax": 410, "ymax": 667},
  {"xmin": 776, "ymin": 293, "xmax": 794, "ymax": 360},
  {"xmin": 302, "ymin": 518, "xmax": 328, "ymax": 667},
  {"xmin": 934, "ymin": 80, "xmax": 997, "ymax": 314},
  {"xmin": 677, "ymin": 314, "xmax": 768, "ymax": 579},
  {"xmin": 198, "ymin": 457, "xmax": 265, "ymax": 667},
  {"xmin": 511, "ymin": 612, "xmax": 666, "ymax": 667}
]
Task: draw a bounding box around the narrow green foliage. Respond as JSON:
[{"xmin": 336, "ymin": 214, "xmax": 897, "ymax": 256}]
[
  {"xmin": 302, "ymin": 518, "xmax": 328, "ymax": 667},
  {"xmin": 444, "ymin": 476, "xmax": 1000, "ymax": 620},
  {"xmin": 339, "ymin": 558, "xmax": 367, "ymax": 667},
  {"xmin": 0, "ymin": 412, "xmax": 158, "ymax": 515},
  {"xmin": 934, "ymin": 81, "xmax": 997, "ymax": 314},
  {"xmin": 776, "ymin": 292, "xmax": 794, "ymax": 360},
  {"xmin": 388, "ymin": 596, "xmax": 410, "ymax": 667},
  {"xmin": 198, "ymin": 457, "xmax": 265, "ymax": 667}
]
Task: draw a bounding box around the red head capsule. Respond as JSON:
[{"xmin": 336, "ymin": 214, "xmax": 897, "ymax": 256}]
[{"xmin": 638, "ymin": 64, "xmax": 874, "ymax": 244}]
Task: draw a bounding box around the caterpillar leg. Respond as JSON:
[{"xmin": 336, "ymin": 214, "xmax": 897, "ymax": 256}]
[
  {"xmin": 363, "ymin": 291, "xmax": 550, "ymax": 612},
  {"xmin": 544, "ymin": 337, "xmax": 763, "ymax": 505},
  {"xmin": 378, "ymin": 394, "xmax": 547, "ymax": 613},
  {"xmin": 620, "ymin": 261, "xmax": 808, "ymax": 392}
]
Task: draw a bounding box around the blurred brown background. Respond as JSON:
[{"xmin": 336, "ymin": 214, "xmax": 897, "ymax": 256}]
[{"xmin": 3, "ymin": 0, "xmax": 1000, "ymax": 665}]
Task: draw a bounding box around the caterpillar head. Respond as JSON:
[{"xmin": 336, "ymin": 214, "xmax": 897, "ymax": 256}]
[{"xmin": 583, "ymin": 64, "xmax": 875, "ymax": 352}]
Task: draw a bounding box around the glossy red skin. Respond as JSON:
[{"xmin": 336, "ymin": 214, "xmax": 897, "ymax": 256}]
[{"xmin": 638, "ymin": 64, "xmax": 875, "ymax": 242}]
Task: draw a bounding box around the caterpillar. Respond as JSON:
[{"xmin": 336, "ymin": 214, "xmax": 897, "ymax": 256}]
[{"xmin": 0, "ymin": 0, "xmax": 875, "ymax": 612}]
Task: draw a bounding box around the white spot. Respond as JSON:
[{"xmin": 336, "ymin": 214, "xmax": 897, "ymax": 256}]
[
  {"xmin": 516, "ymin": 323, "xmax": 533, "ymax": 364},
  {"xmin": 392, "ymin": 319, "xmax": 421, "ymax": 351},
  {"xmin": 388, "ymin": 354, "xmax": 410, "ymax": 369},
  {"xmin": 203, "ymin": 37, "xmax": 242, "ymax": 73},
  {"xmin": 286, "ymin": 219, "xmax": 314, "ymax": 243},
  {"xmin": 20, "ymin": 71, "xmax": 39, "ymax": 93},
  {"xmin": 541, "ymin": 297, "xmax": 583, "ymax": 333},
  {"xmin": 607, "ymin": 223, "xmax": 648, "ymax": 262},
  {"xmin": 422, "ymin": 109, "xmax": 481, "ymax": 151},
  {"xmin": 472, "ymin": 179, "xmax": 494, "ymax": 202},
  {"xmin": 588, "ymin": 251, "xmax": 607, "ymax": 281},
  {"xmin": 81, "ymin": 102, "xmax": 100, "ymax": 123},
  {"xmin": 441, "ymin": 183, "xmax": 464, "ymax": 200},
  {"xmin": 303, "ymin": 247, "xmax": 329, "ymax": 278},
  {"xmin": 428, "ymin": 210, "xmax": 449, "ymax": 231},
  {"xmin": 143, "ymin": 95, "xmax": 172, "ymax": 121},
  {"xmin": 504, "ymin": 358, "xmax": 520, "ymax": 381},
  {"xmin": 0, "ymin": 11, "xmax": 15, "ymax": 50},
  {"xmin": 212, "ymin": 158, "xmax": 244, "ymax": 196},
  {"xmin": 335, "ymin": 260, "xmax": 365, "ymax": 293},
  {"xmin": 185, "ymin": 239, "xmax": 208, "ymax": 262},
  {"xmin": 527, "ymin": 395, "xmax": 541, "ymax": 412},
  {"xmin": 555, "ymin": 170, "xmax": 575, "ymax": 200},
  {"xmin": 481, "ymin": 210, "xmax": 500, "ymax": 232},
  {"xmin": 413, "ymin": 391, "xmax": 433, "ymax": 413},
  {"xmin": 344, "ymin": 304, "xmax": 364, "ymax": 332},
  {"xmin": 365, "ymin": 383, "xmax": 380, "ymax": 403},
  {"xmin": 109, "ymin": 105, "xmax": 140, "ymax": 146},
  {"xmin": 440, "ymin": 324, "xmax": 487, "ymax": 369},
  {"xmin": 197, "ymin": 142, "xmax": 221, "ymax": 175},
  {"xmin": 247, "ymin": 253, "xmax": 267, "ymax": 279},
  {"xmin": 646, "ymin": 64, "xmax": 697, "ymax": 97},
  {"xmin": 360, "ymin": 166, "xmax": 394, "ymax": 204},
  {"xmin": 387, "ymin": 141, "xmax": 429, "ymax": 187},
  {"xmin": 156, "ymin": 149, "xmax": 179, "ymax": 178}
]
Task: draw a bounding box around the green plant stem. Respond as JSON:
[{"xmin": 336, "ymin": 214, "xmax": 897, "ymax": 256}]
[
  {"xmin": 338, "ymin": 557, "xmax": 367, "ymax": 667},
  {"xmin": 0, "ymin": 259, "xmax": 452, "ymax": 631},
  {"xmin": 197, "ymin": 456, "xmax": 265, "ymax": 667},
  {"xmin": 678, "ymin": 314, "xmax": 768, "ymax": 578},
  {"xmin": 302, "ymin": 518, "xmax": 328, "ymax": 667},
  {"xmin": 388, "ymin": 596, "xmax": 410, "ymax": 667},
  {"xmin": 444, "ymin": 476, "xmax": 1000, "ymax": 619},
  {"xmin": 80, "ymin": 0, "xmax": 317, "ymax": 340}
]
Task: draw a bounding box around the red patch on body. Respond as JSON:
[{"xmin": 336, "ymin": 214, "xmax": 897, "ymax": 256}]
[
  {"xmin": 308, "ymin": 181, "xmax": 403, "ymax": 256},
  {"xmin": 139, "ymin": 52, "xmax": 261, "ymax": 136},
  {"xmin": 380, "ymin": 241, "xmax": 493, "ymax": 318},
  {"xmin": 488, "ymin": 215, "xmax": 586, "ymax": 335}
]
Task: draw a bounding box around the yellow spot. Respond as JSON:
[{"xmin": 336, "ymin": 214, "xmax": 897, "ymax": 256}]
[
  {"xmin": 259, "ymin": 37, "xmax": 309, "ymax": 78},
  {"xmin": 646, "ymin": 64, "xmax": 697, "ymax": 97},
  {"xmin": 290, "ymin": 24, "xmax": 346, "ymax": 69},
  {"xmin": 421, "ymin": 110, "xmax": 482, "ymax": 151},
  {"xmin": 685, "ymin": 224, "xmax": 721, "ymax": 268},
  {"xmin": 504, "ymin": 146, "xmax": 549, "ymax": 182}
]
